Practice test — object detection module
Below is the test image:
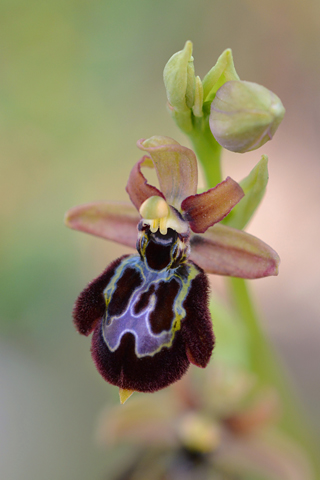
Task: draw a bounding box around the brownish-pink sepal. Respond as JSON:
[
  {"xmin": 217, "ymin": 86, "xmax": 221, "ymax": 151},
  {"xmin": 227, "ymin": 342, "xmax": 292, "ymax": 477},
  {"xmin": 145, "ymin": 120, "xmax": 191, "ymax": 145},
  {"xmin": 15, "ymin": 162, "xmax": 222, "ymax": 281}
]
[
  {"xmin": 64, "ymin": 201, "xmax": 139, "ymax": 249},
  {"xmin": 181, "ymin": 177, "xmax": 244, "ymax": 234},
  {"xmin": 190, "ymin": 224, "xmax": 280, "ymax": 279},
  {"xmin": 137, "ymin": 136, "xmax": 198, "ymax": 209},
  {"xmin": 125, "ymin": 155, "xmax": 164, "ymax": 210}
]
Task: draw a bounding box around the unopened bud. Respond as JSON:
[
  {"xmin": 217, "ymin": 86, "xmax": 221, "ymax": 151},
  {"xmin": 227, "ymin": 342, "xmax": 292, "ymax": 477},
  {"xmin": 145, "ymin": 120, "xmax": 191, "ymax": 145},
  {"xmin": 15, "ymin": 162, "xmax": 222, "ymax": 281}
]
[
  {"xmin": 202, "ymin": 48, "xmax": 239, "ymax": 104},
  {"xmin": 163, "ymin": 40, "xmax": 196, "ymax": 113},
  {"xmin": 209, "ymin": 80, "xmax": 285, "ymax": 153},
  {"xmin": 192, "ymin": 76, "xmax": 204, "ymax": 117}
]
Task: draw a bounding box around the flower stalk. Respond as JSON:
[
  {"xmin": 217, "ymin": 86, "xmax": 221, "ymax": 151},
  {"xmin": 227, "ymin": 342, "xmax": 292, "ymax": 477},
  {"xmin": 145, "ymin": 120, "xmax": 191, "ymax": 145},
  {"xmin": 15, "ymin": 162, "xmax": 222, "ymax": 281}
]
[
  {"xmin": 65, "ymin": 38, "xmax": 319, "ymax": 479},
  {"xmin": 188, "ymin": 103, "xmax": 320, "ymax": 477},
  {"xmin": 188, "ymin": 117, "xmax": 223, "ymax": 188}
]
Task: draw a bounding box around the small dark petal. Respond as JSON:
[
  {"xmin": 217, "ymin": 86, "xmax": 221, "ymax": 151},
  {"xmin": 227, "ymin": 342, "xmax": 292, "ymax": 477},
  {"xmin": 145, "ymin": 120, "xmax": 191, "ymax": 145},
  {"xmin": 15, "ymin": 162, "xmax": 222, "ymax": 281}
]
[
  {"xmin": 181, "ymin": 263, "xmax": 215, "ymax": 368},
  {"xmin": 91, "ymin": 325, "xmax": 190, "ymax": 393},
  {"xmin": 125, "ymin": 155, "xmax": 164, "ymax": 210},
  {"xmin": 72, "ymin": 255, "xmax": 129, "ymax": 336},
  {"xmin": 181, "ymin": 177, "xmax": 244, "ymax": 234}
]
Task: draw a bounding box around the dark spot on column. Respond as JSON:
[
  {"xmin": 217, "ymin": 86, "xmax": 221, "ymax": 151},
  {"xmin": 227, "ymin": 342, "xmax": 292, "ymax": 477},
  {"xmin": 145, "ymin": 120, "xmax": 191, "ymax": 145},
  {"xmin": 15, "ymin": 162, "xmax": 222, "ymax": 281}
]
[
  {"xmin": 149, "ymin": 279, "xmax": 180, "ymax": 334},
  {"xmin": 144, "ymin": 228, "xmax": 178, "ymax": 270},
  {"xmin": 108, "ymin": 267, "xmax": 142, "ymax": 317}
]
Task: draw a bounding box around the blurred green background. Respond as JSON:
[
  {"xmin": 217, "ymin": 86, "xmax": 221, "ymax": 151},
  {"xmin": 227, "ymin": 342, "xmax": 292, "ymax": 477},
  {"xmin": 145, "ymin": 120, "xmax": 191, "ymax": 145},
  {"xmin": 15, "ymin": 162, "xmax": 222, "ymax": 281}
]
[{"xmin": 1, "ymin": 0, "xmax": 319, "ymax": 478}]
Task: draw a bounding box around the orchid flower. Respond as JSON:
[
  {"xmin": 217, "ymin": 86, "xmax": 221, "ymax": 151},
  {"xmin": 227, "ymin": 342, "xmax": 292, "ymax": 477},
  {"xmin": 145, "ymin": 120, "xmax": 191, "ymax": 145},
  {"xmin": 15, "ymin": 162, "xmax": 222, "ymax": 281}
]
[{"xmin": 65, "ymin": 136, "xmax": 279, "ymax": 403}]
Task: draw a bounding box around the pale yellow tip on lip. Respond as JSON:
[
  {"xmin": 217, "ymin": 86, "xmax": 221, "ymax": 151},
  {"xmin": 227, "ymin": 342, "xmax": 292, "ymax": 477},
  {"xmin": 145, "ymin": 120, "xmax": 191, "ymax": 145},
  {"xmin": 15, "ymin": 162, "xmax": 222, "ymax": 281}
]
[
  {"xmin": 119, "ymin": 388, "xmax": 134, "ymax": 404},
  {"xmin": 139, "ymin": 196, "xmax": 169, "ymax": 219}
]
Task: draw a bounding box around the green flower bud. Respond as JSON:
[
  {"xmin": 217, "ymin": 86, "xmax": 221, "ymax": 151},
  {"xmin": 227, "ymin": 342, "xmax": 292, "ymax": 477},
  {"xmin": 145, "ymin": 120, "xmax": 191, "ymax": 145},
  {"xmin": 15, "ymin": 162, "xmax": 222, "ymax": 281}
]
[
  {"xmin": 209, "ymin": 80, "xmax": 285, "ymax": 153},
  {"xmin": 192, "ymin": 76, "xmax": 204, "ymax": 117},
  {"xmin": 163, "ymin": 40, "xmax": 196, "ymax": 113},
  {"xmin": 202, "ymin": 48, "xmax": 239, "ymax": 105}
]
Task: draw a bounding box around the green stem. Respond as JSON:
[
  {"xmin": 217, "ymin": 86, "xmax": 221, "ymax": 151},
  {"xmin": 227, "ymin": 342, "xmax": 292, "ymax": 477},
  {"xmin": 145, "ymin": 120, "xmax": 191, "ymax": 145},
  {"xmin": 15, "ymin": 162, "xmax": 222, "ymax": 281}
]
[
  {"xmin": 189, "ymin": 124, "xmax": 320, "ymax": 476},
  {"xmin": 229, "ymin": 278, "xmax": 320, "ymax": 477},
  {"xmin": 187, "ymin": 119, "xmax": 222, "ymax": 187}
]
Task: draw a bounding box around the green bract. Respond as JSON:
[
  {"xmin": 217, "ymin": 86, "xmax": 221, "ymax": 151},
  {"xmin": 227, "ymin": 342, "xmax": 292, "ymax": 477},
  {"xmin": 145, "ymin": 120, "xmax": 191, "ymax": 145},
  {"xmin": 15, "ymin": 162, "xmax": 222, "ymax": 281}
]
[{"xmin": 223, "ymin": 155, "xmax": 269, "ymax": 230}]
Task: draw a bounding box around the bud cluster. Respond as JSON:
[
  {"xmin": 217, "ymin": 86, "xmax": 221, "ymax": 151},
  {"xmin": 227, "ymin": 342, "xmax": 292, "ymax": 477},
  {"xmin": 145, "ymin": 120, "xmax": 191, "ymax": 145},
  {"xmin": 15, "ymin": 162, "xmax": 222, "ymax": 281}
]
[{"xmin": 163, "ymin": 41, "xmax": 285, "ymax": 153}]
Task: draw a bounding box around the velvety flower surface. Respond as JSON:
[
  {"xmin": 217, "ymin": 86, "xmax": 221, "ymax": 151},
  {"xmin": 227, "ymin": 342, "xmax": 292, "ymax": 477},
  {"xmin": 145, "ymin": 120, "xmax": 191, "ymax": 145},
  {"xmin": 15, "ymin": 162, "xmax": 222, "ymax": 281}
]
[{"xmin": 65, "ymin": 136, "xmax": 280, "ymax": 401}]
